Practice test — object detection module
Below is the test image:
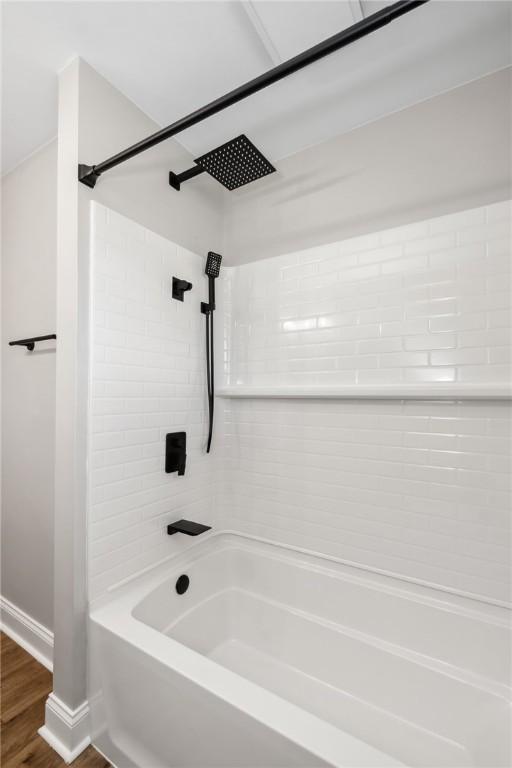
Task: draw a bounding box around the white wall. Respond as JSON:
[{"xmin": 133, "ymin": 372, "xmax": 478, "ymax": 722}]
[
  {"xmin": 1, "ymin": 140, "xmax": 57, "ymax": 631},
  {"xmin": 224, "ymin": 68, "xmax": 511, "ymax": 264},
  {"xmin": 77, "ymin": 62, "xmax": 225, "ymax": 255},
  {"xmin": 89, "ymin": 203, "xmax": 222, "ymax": 600},
  {"xmin": 44, "ymin": 56, "xmax": 225, "ymax": 751},
  {"xmin": 220, "ymin": 200, "xmax": 511, "ymax": 604}
]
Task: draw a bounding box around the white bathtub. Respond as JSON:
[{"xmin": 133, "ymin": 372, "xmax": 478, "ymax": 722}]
[{"xmin": 89, "ymin": 533, "xmax": 511, "ymax": 768}]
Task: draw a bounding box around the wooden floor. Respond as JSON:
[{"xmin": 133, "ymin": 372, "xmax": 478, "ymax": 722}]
[{"xmin": 1, "ymin": 632, "xmax": 109, "ymax": 767}]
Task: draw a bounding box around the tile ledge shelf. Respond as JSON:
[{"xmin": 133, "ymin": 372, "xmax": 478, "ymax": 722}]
[{"xmin": 218, "ymin": 384, "xmax": 512, "ymax": 401}]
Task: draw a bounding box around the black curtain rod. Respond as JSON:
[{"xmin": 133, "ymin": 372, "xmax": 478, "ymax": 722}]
[{"xmin": 78, "ymin": 0, "xmax": 428, "ymax": 189}]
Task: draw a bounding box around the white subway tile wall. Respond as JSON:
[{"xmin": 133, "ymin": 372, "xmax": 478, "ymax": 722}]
[
  {"xmin": 224, "ymin": 201, "xmax": 511, "ymax": 387},
  {"xmin": 221, "ymin": 201, "xmax": 511, "ymax": 604},
  {"xmin": 89, "ymin": 201, "xmax": 511, "ymax": 605},
  {"xmin": 221, "ymin": 398, "xmax": 510, "ymax": 602},
  {"xmin": 89, "ymin": 204, "xmax": 219, "ymax": 600}
]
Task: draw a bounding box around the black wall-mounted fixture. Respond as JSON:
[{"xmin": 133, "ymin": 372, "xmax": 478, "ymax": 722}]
[
  {"xmin": 169, "ymin": 135, "xmax": 275, "ymax": 192},
  {"xmin": 78, "ymin": 0, "xmax": 428, "ymax": 189},
  {"xmin": 9, "ymin": 334, "xmax": 57, "ymax": 351},
  {"xmin": 165, "ymin": 432, "xmax": 186, "ymax": 475},
  {"xmin": 168, "ymin": 165, "xmax": 205, "ymax": 191},
  {"xmin": 201, "ymin": 252, "xmax": 222, "ymax": 453},
  {"xmin": 172, "ymin": 277, "xmax": 193, "ymax": 301},
  {"xmin": 167, "ymin": 519, "xmax": 211, "ymax": 536}
]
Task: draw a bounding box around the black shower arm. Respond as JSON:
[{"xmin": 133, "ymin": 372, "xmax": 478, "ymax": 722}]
[{"xmin": 78, "ymin": 0, "xmax": 428, "ymax": 188}]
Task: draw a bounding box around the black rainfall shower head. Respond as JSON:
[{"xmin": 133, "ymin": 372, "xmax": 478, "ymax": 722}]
[
  {"xmin": 195, "ymin": 135, "xmax": 275, "ymax": 191},
  {"xmin": 205, "ymin": 251, "xmax": 222, "ymax": 278}
]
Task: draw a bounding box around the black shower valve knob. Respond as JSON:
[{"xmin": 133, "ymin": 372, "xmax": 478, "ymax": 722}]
[{"xmin": 166, "ymin": 432, "xmax": 186, "ymax": 475}]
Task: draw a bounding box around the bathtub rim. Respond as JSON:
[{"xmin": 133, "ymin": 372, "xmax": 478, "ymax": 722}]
[{"xmin": 91, "ymin": 530, "xmax": 511, "ymax": 627}]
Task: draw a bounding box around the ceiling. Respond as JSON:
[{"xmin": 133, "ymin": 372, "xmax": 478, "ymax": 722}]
[{"xmin": 2, "ymin": 1, "xmax": 511, "ymax": 176}]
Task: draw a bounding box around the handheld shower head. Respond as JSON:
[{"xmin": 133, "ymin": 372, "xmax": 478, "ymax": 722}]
[
  {"xmin": 202, "ymin": 252, "xmax": 223, "ymax": 314},
  {"xmin": 205, "ymin": 251, "xmax": 222, "ymax": 278},
  {"xmin": 202, "ymin": 252, "xmax": 223, "ymax": 454}
]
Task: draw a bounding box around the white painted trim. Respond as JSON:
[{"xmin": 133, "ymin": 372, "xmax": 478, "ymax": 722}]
[
  {"xmin": 348, "ymin": 0, "xmax": 365, "ymax": 23},
  {"xmin": 90, "ymin": 742, "xmax": 120, "ymax": 768},
  {"xmin": 241, "ymin": 2, "xmax": 282, "ymax": 66},
  {"xmin": 0, "ymin": 595, "xmax": 53, "ymax": 671},
  {"xmin": 218, "ymin": 383, "xmax": 512, "ymax": 400},
  {"xmin": 38, "ymin": 693, "xmax": 90, "ymax": 764}
]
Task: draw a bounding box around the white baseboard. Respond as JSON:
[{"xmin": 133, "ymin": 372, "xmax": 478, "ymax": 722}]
[
  {"xmin": 0, "ymin": 595, "xmax": 53, "ymax": 671},
  {"xmin": 38, "ymin": 692, "xmax": 90, "ymax": 763},
  {"xmin": 90, "ymin": 742, "xmax": 120, "ymax": 768},
  {"xmin": 1, "ymin": 597, "xmax": 90, "ymax": 763}
]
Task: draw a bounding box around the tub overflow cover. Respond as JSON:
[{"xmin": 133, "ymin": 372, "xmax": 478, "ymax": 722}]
[{"xmin": 175, "ymin": 575, "xmax": 190, "ymax": 595}]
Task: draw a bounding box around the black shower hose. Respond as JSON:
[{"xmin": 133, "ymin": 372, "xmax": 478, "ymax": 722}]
[{"xmin": 205, "ymin": 310, "xmax": 214, "ymax": 453}]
